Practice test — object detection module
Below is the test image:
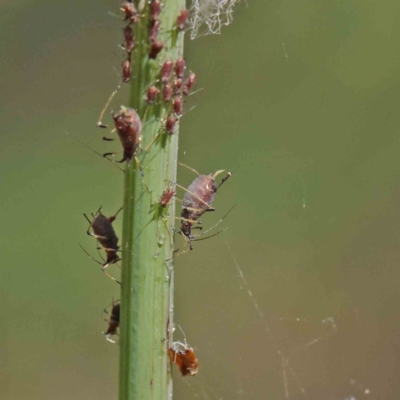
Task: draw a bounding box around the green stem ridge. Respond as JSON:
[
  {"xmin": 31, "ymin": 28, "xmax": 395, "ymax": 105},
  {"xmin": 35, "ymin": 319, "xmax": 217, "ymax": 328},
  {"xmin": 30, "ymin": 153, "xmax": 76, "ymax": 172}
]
[{"xmin": 119, "ymin": 1, "xmax": 185, "ymax": 399}]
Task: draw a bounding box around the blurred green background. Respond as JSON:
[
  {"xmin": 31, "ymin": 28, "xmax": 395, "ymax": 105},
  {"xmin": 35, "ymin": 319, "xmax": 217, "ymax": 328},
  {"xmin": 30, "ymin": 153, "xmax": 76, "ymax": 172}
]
[{"xmin": 2, "ymin": 0, "xmax": 400, "ymax": 399}]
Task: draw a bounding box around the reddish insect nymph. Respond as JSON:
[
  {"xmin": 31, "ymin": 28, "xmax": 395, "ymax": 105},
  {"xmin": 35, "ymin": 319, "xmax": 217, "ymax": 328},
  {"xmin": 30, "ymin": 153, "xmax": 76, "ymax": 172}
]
[
  {"xmin": 147, "ymin": 86, "xmax": 160, "ymax": 104},
  {"xmin": 160, "ymin": 186, "xmax": 175, "ymax": 207},
  {"xmin": 176, "ymin": 9, "xmax": 189, "ymax": 31},
  {"xmin": 174, "ymin": 58, "xmax": 185, "ymax": 79},
  {"xmin": 149, "ymin": 40, "xmax": 164, "ymax": 59},
  {"xmin": 161, "ymin": 60, "xmax": 174, "ymax": 84}
]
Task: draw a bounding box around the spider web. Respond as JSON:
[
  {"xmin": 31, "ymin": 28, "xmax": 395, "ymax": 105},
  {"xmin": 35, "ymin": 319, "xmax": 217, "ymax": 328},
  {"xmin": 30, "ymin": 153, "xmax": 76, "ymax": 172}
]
[
  {"xmin": 188, "ymin": 0, "xmax": 241, "ymax": 40},
  {"xmin": 171, "ymin": 241, "xmax": 372, "ymax": 400}
]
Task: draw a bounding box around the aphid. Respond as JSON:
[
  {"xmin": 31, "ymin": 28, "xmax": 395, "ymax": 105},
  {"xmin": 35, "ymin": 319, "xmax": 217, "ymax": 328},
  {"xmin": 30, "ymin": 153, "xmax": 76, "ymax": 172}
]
[
  {"xmin": 122, "ymin": 58, "xmax": 132, "ymax": 83},
  {"xmin": 162, "ymin": 84, "xmax": 173, "ymax": 102},
  {"xmin": 83, "ymin": 206, "xmax": 123, "ymax": 283},
  {"xmin": 121, "ymin": 0, "xmax": 138, "ymax": 24},
  {"xmin": 173, "ymin": 96, "xmax": 183, "ymax": 116},
  {"xmin": 103, "ymin": 106, "xmax": 142, "ymax": 163},
  {"xmin": 149, "ymin": 19, "xmax": 161, "ymax": 42},
  {"xmin": 160, "ymin": 60, "xmax": 174, "ymax": 84},
  {"xmin": 123, "ymin": 25, "xmax": 135, "ymax": 53},
  {"xmin": 165, "ymin": 114, "xmax": 177, "ymax": 134},
  {"xmin": 147, "ymin": 86, "xmax": 160, "ymax": 104},
  {"xmin": 149, "ymin": 40, "xmax": 164, "ymax": 59},
  {"xmin": 169, "ymin": 342, "xmax": 198, "ymax": 376},
  {"xmin": 173, "ymin": 78, "xmax": 183, "ymax": 93},
  {"xmin": 160, "ymin": 186, "xmax": 175, "ymax": 207},
  {"xmin": 180, "ymin": 168, "xmax": 232, "ymax": 248},
  {"xmin": 150, "ymin": 0, "xmax": 162, "ymax": 21},
  {"xmin": 183, "ymin": 72, "xmax": 196, "ymax": 96},
  {"xmin": 176, "ymin": 9, "xmax": 189, "ymax": 31},
  {"xmin": 174, "ymin": 58, "xmax": 185, "ymax": 79},
  {"xmin": 104, "ymin": 301, "xmax": 120, "ymax": 336}
]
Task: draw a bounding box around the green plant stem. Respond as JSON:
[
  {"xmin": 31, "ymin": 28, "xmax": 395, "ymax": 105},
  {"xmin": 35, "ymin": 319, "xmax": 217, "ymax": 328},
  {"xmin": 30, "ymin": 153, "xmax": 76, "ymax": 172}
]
[{"xmin": 119, "ymin": 1, "xmax": 184, "ymax": 400}]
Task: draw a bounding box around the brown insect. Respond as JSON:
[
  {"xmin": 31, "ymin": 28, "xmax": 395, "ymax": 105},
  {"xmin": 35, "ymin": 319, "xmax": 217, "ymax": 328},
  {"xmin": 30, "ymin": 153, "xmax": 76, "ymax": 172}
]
[
  {"xmin": 161, "ymin": 60, "xmax": 174, "ymax": 84},
  {"xmin": 162, "ymin": 84, "xmax": 173, "ymax": 102},
  {"xmin": 149, "ymin": 40, "xmax": 164, "ymax": 59},
  {"xmin": 179, "ymin": 165, "xmax": 232, "ymax": 249},
  {"xmin": 121, "ymin": 0, "xmax": 138, "ymax": 24},
  {"xmin": 104, "ymin": 300, "xmax": 121, "ymax": 338},
  {"xmin": 169, "ymin": 342, "xmax": 198, "ymax": 376},
  {"xmin": 149, "ymin": 19, "xmax": 161, "ymax": 43},
  {"xmin": 123, "ymin": 25, "xmax": 135, "ymax": 53},
  {"xmin": 122, "ymin": 58, "xmax": 132, "ymax": 83},
  {"xmin": 183, "ymin": 72, "xmax": 196, "ymax": 96},
  {"xmin": 173, "ymin": 96, "xmax": 183, "ymax": 116},
  {"xmin": 81, "ymin": 206, "xmax": 123, "ymax": 284},
  {"xmin": 160, "ymin": 186, "xmax": 175, "ymax": 207},
  {"xmin": 174, "ymin": 58, "xmax": 185, "ymax": 79},
  {"xmin": 165, "ymin": 114, "xmax": 177, "ymax": 134},
  {"xmin": 147, "ymin": 86, "xmax": 160, "ymax": 104},
  {"xmin": 103, "ymin": 106, "xmax": 142, "ymax": 164},
  {"xmin": 176, "ymin": 9, "xmax": 189, "ymax": 31},
  {"xmin": 150, "ymin": 0, "xmax": 162, "ymax": 22}
]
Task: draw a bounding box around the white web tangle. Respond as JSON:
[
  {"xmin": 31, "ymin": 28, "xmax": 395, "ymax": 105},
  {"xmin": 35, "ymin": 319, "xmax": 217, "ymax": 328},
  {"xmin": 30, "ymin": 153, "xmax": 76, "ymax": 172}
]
[{"xmin": 189, "ymin": 0, "xmax": 241, "ymax": 39}]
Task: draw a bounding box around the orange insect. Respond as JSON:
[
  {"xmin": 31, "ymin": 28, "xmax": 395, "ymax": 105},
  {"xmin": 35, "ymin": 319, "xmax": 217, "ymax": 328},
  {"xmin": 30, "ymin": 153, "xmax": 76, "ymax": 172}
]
[{"xmin": 169, "ymin": 342, "xmax": 198, "ymax": 376}]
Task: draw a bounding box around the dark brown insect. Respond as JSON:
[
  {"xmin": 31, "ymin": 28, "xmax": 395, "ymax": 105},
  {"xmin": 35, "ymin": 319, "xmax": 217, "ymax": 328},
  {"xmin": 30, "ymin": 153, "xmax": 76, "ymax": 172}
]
[
  {"xmin": 169, "ymin": 342, "xmax": 198, "ymax": 376},
  {"xmin": 82, "ymin": 206, "xmax": 123, "ymax": 283},
  {"xmin": 150, "ymin": 0, "xmax": 162, "ymax": 21},
  {"xmin": 174, "ymin": 58, "xmax": 185, "ymax": 79},
  {"xmin": 162, "ymin": 84, "xmax": 173, "ymax": 102},
  {"xmin": 121, "ymin": 0, "xmax": 138, "ymax": 24},
  {"xmin": 122, "ymin": 58, "xmax": 132, "ymax": 83},
  {"xmin": 173, "ymin": 96, "xmax": 183, "ymax": 116},
  {"xmin": 176, "ymin": 9, "xmax": 189, "ymax": 31},
  {"xmin": 123, "ymin": 25, "xmax": 135, "ymax": 53},
  {"xmin": 103, "ymin": 106, "xmax": 142, "ymax": 163},
  {"xmin": 183, "ymin": 72, "xmax": 196, "ymax": 96},
  {"xmin": 165, "ymin": 114, "xmax": 177, "ymax": 134},
  {"xmin": 149, "ymin": 19, "xmax": 161, "ymax": 43},
  {"xmin": 161, "ymin": 60, "xmax": 174, "ymax": 84},
  {"xmin": 104, "ymin": 301, "xmax": 120, "ymax": 336},
  {"xmin": 149, "ymin": 40, "xmax": 164, "ymax": 59},
  {"xmin": 180, "ymin": 168, "xmax": 232, "ymax": 248},
  {"xmin": 160, "ymin": 186, "xmax": 175, "ymax": 207},
  {"xmin": 147, "ymin": 86, "xmax": 160, "ymax": 104}
]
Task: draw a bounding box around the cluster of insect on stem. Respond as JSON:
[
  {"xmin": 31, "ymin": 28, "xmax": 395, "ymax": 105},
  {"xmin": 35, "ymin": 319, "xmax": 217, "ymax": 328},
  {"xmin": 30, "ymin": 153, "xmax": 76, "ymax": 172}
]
[{"xmin": 78, "ymin": 0, "xmax": 233, "ymax": 383}]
